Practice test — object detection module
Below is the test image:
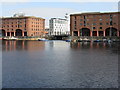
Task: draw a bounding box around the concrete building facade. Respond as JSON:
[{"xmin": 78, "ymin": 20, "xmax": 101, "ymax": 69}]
[
  {"xmin": 49, "ymin": 18, "xmax": 69, "ymax": 36},
  {"xmin": 70, "ymin": 12, "xmax": 120, "ymax": 37},
  {"xmin": 0, "ymin": 14, "xmax": 45, "ymax": 37}
]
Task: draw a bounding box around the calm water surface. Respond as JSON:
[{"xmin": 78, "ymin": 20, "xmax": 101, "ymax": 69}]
[{"xmin": 2, "ymin": 40, "xmax": 119, "ymax": 88}]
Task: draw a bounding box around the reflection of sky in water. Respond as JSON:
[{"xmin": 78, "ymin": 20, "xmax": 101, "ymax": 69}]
[
  {"xmin": 45, "ymin": 41, "xmax": 70, "ymax": 50},
  {"xmin": 2, "ymin": 41, "xmax": 119, "ymax": 88}
]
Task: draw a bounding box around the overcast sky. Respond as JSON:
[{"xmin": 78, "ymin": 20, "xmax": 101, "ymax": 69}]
[{"xmin": 1, "ymin": 1, "xmax": 119, "ymax": 27}]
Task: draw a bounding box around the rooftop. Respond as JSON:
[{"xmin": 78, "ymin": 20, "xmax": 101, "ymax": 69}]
[
  {"xmin": 70, "ymin": 12, "xmax": 120, "ymax": 16},
  {"xmin": 50, "ymin": 18, "xmax": 67, "ymax": 21},
  {"xmin": 1, "ymin": 16, "xmax": 45, "ymax": 20}
]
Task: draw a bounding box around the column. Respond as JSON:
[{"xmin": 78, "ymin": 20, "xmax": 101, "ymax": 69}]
[
  {"xmin": 78, "ymin": 31, "xmax": 80, "ymax": 36},
  {"xmin": 97, "ymin": 31, "xmax": 99, "ymax": 37},
  {"xmin": 10, "ymin": 32, "xmax": 11, "ymax": 37},
  {"xmin": 117, "ymin": 31, "xmax": 119, "ymax": 37},
  {"xmin": 103, "ymin": 31, "xmax": 106, "ymax": 37},
  {"xmin": 14, "ymin": 32, "xmax": 16, "ymax": 36},
  {"xmin": 72, "ymin": 31, "xmax": 74, "ymax": 36},
  {"xmin": 22, "ymin": 32, "xmax": 24, "ymax": 37},
  {"xmin": 90, "ymin": 31, "xmax": 93, "ymax": 37},
  {"xmin": 5, "ymin": 32, "xmax": 7, "ymax": 36}
]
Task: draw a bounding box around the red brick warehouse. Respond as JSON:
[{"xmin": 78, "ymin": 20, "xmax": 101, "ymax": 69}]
[
  {"xmin": 70, "ymin": 12, "xmax": 120, "ymax": 37},
  {"xmin": 0, "ymin": 14, "xmax": 45, "ymax": 37}
]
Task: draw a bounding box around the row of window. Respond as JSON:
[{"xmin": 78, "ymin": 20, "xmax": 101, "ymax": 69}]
[
  {"xmin": 50, "ymin": 20, "xmax": 67, "ymax": 24},
  {"xmin": 78, "ymin": 22, "xmax": 115, "ymax": 26},
  {"xmin": 32, "ymin": 25, "xmax": 43, "ymax": 28},
  {"xmin": 33, "ymin": 32, "xmax": 42, "ymax": 34},
  {"xmin": 32, "ymin": 22, "xmax": 43, "ymax": 24},
  {"xmin": 32, "ymin": 29, "xmax": 43, "ymax": 31},
  {"xmin": 1, "ymin": 21, "xmax": 43, "ymax": 24},
  {"xmin": 2, "ymin": 22, "xmax": 26, "ymax": 24},
  {"xmin": 79, "ymin": 22, "xmax": 116, "ymax": 26},
  {"xmin": 74, "ymin": 27, "xmax": 103, "ymax": 30},
  {"xmin": 32, "ymin": 18, "xmax": 43, "ymax": 21},
  {"xmin": 75, "ymin": 18, "xmax": 116, "ymax": 22},
  {"xmin": 2, "ymin": 25, "xmax": 26, "ymax": 28},
  {"xmin": 3, "ymin": 29, "xmax": 26, "ymax": 31},
  {"xmin": 2, "ymin": 25, "xmax": 44, "ymax": 28},
  {"xmin": 74, "ymin": 14, "xmax": 116, "ymax": 19},
  {"xmin": 93, "ymin": 27, "xmax": 102, "ymax": 29},
  {"xmin": 54, "ymin": 29, "xmax": 64, "ymax": 31}
]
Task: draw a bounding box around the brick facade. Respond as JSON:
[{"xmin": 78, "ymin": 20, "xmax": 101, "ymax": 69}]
[
  {"xmin": 0, "ymin": 16, "xmax": 45, "ymax": 37},
  {"xmin": 70, "ymin": 12, "xmax": 120, "ymax": 37}
]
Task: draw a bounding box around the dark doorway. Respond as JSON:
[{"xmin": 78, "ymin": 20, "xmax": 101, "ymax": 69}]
[
  {"xmin": 16, "ymin": 29, "xmax": 22, "ymax": 36},
  {"xmin": 24, "ymin": 32, "xmax": 27, "ymax": 36},
  {"xmin": 105, "ymin": 27, "xmax": 117, "ymax": 36},
  {"xmin": 11, "ymin": 32, "xmax": 14, "ymax": 36},
  {"xmin": 7, "ymin": 32, "xmax": 10, "ymax": 36},
  {"xmin": 93, "ymin": 31, "xmax": 97, "ymax": 36},
  {"xmin": 73, "ymin": 31, "xmax": 78, "ymax": 36},
  {"xmin": 80, "ymin": 28, "xmax": 90, "ymax": 36},
  {"xmin": 99, "ymin": 31, "xmax": 103, "ymax": 36},
  {"xmin": 2, "ymin": 30, "xmax": 6, "ymax": 36}
]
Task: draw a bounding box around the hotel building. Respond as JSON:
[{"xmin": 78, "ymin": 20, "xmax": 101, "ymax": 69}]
[
  {"xmin": 49, "ymin": 18, "xmax": 69, "ymax": 36},
  {"xmin": 0, "ymin": 14, "xmax": 45, "ymax": 37},
  {"xmin": 70, "ymin": 12, "xmax": 120, "ymax": 37}
]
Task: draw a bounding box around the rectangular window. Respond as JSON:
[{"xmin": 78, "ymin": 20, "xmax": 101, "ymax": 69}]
[
  {"xmin": 106, "ymin": 23, "xmax": 109, "ymax": 25},
  {"xmin": 80, "ymin": 19, "xmax": 83, "ymax": 21},
  {"xmin": 80, "ymin": 23, "xmax": 83, "ymax": 25},
  {"xmin": 93, "ymin": 23, "xmax": 96, "ymax": 25},
  {"xmin": 75, "ymin": 16, "xmax": 76, "ymax": 20},
  {"xmin": 100, "ymin": 23, "xmax": 102, "ymax": 25}
]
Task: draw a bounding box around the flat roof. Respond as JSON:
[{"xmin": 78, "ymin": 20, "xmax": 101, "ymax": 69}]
[
  {"xmin": 0, "ymin": 16, "xmax": 45, "ymax": 20},
  {"xmin": 50, "ymin": 18, "xmax": 67, "ymax": 20},
  {"xmin": 70, "ymin": 12, "xmax": 120, "ymax": 16}
]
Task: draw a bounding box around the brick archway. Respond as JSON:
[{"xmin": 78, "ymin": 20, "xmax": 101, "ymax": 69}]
[
  {"xmin": 16, "ymin": 29, "xmax": 22, "ymax": 36},
  {"xmin": 80, "ymin": 28, "xmax": 90, "ymax": 36},
  {"xmin": 105, "ymin": 27, "xmax": 117, "ymax": 36},
  {"xmin": 1, "ymin": 29, "xmax": 6, "ymax": 36}
]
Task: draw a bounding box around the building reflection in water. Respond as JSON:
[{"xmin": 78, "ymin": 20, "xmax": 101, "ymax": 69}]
[
  {"xmin": 2, "ymin": 40, "xmax": 119, "ymax": 53},
  {"xmin": 2, "ymin": 40, "xmax": 45, "ymax": 52},
  {"xmin": 70, "ymin": 42, "xmax": 118, "ymax": 50}
]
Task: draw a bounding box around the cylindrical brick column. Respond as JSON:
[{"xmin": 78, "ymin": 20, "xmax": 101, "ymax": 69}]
[
  {"xmin": 103, "ymin": 31, "xmax": 106, "ymax": 37},
  {"xmin": 117, "ymin": 31, "xmax": 119, "ymax": 37},
  {"xmin": 90, "ymin": 31, "xmax": 93, "ymax": 37},
  {"xmin": 14, "ymin": 32, "xmax": 16, "ymax": 36},
  {"xmin": 78, "ymin": 31, "xmax": 80, "ymax": 36},
  {"xmin": 5, "ymin": 32, "xmax": 7, "ymax": 36},
  {"xmin": 22, "ymin": 32, "xmax": 24, "ymax": 37},
  {"xmin": 97, "ymin": 31, "xmax": 99, "ymax": 37}
]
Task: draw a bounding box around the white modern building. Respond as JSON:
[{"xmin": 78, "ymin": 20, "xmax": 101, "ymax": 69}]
[{"xmin": 49, "ymin": 18, "xmax": 69, "ymax": 36}]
